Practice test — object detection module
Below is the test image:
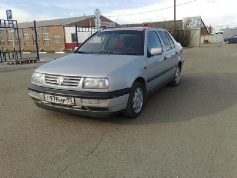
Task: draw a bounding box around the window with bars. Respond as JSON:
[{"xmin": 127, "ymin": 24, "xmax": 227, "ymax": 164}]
[
  {"xmin": 7, "ymin": 30, "xmax": 13, "ymax": 45},
  {"xmin": 43, "ymin": 27, "xmax": 50, "ymax": 45},
  {"xmin": 15, "ymin": 32, "xmax": 21, "ymax": 45},
  {"xmin": 0, "ymin": 30, "xmax": 5, "ymax": 45},
  {"xmin": 23, "ymin": 28, "xmax": 30, "ymax": 46},
  {"xmin": 43, "ymin": 27, "xmax": 49, "ymax": 33},
  {"xmin": 53, "ymin": 36, "xmax": 60, "ymax": 46}
]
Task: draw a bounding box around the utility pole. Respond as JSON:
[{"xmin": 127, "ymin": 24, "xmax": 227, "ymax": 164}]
[{"xmin": 174, "ymin": 0, "xmax": 176, "ymax": 30}]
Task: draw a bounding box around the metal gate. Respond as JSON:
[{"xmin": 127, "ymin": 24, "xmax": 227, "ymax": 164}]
[
  {"xmin": 75, "ymin": 25, "xmax": 106, "ymax": 48},
  {"xmin": 0, "ymin": 19, "xmax": 22, "ymax": 63}
]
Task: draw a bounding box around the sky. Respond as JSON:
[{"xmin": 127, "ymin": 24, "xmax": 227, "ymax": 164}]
[{"xmin": 0, "ymin": 0, "xmax": 236, "ymax": 32}]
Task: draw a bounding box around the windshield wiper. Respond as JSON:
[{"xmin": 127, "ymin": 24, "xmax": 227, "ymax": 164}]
[
  {"xmin": 74, "ymin": 51, "xmax": 87, "ymax": 54},
  {"xmin": 124, "ymin": 53, "xmax": 141, "ymax": 56},
  {"xmin": 95, "ymin": 51, "xmax": 117, "ymax": 55}
]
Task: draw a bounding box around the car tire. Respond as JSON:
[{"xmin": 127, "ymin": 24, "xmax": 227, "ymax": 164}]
[
  {"xmin": 226, "ymin": 40, "xmax": 230, "ymax": 44},
  {"xmin": 123, "ymin": 82, "xmax": 145, "ymax": 119},
  {"xmin": 169, "ymin": 66, "xmax": 181, "ymax": 87}
]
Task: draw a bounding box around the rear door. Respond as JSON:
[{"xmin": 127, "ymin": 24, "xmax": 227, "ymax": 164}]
[{"xmin": 157, "ymin": 31, "xmax": 179, "ymax": 79}]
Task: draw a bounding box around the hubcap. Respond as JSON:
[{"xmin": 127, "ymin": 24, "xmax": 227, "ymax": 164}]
[
  {"xmin": 175, "ymin": 67, "xmax": 181, "ymax": 84},
  {"xmin": 132, "ymin": 87, "xmax": 143, "ymax": 113}
]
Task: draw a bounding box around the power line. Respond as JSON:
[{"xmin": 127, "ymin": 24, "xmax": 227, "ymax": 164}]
[{"xmin": 107, "ymin": 0, "xmax": 198, "ymax": 17}]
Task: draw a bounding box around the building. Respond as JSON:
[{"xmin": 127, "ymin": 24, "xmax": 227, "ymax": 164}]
[
  {"xmin": 123, "ymin": 20, "xmax": 183, "ymax": 31},
  {"xmin": 123, "ymin": 17, "xmax": 209, "ymax": 47},
  {"xmin": 222, "ymin": 28, "xmax": 237, "ymax": 39},
  {"xmin": 0, "ymin": 15, "xmax": 121, "ymax": 52},
  {"xmin": 123, "ymin": 16, "xmax": 209, "ymax": 35},
  {"xmin": 182, "ymin": 16, "xmax": 209, "ymax": 35}
]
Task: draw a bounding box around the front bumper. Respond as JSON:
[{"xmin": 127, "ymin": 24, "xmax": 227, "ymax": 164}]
[{"xmin": 28, "ymin": 84, "xmax": 130, "ymax": 117}]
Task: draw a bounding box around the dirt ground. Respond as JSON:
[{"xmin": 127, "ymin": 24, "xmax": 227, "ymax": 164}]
[{"xmin": 1, "ymin": 44, "xmax": 237, "ymax": 177}]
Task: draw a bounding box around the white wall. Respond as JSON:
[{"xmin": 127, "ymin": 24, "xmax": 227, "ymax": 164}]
[
  {"xmin": 213, "ymin": 34, "xmax": 224, "ymax": 43},
  {"xmin": 201, "ymin": 34, "xmax": 224, "ymax": 44},
  {"xmin": 64, "ymin": 27, "xmax": 75, "ymax": 43},
  {"xmin": 189, "ymin": 29, "xmax": 201, "ymax": 47},
  {"xmin": 64, "ymin": 27, "xmax": 98, "ymax": 43}
]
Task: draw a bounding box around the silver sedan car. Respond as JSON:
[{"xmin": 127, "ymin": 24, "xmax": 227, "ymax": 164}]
[{"xmin": 28, "ymin": 27, "xmax": 184, "ymax": 118}]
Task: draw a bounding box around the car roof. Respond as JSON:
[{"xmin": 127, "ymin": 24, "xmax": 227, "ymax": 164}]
[{"xmin": 102, "ymin": 27, "xmax": 167, "ymax": 32}]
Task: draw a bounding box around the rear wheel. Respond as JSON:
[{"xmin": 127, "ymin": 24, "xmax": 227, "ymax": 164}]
[{"xmin": 123, "ymin": 82, "xmax": 145, "ymax": 118}]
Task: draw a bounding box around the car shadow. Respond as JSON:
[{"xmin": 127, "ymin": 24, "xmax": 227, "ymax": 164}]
[{"xmin": 46, "ymin": 72, "xmax": 237, "ymax": 125}]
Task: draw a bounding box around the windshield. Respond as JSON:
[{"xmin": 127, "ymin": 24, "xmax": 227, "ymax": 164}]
[{"xmin": 76, "ymin": 30, "xmax": 144, "ymax": 55}]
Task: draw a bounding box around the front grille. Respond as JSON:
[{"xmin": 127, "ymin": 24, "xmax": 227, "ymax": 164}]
[{"xmin": 44, "ymin": 74, "xmax": 81, "ymax": 87}]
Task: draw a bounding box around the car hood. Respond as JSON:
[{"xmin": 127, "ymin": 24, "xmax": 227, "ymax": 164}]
[{"xmin": 36, "ymin": 53, "xmax": 140, "ymax": 77}]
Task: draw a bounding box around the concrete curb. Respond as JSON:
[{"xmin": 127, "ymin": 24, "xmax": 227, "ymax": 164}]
[
  {"xmin": 23, "ymin": 52, "xmax": 66, "ymax": 54},
  {"xmin": 0, "ymin": 62, "xmax": 7, "ymax": 66}
]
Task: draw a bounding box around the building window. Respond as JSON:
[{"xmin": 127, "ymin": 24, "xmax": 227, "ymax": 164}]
[
  {"xmin": 32, "ymin": 27, "xmax": 39, "ymax": 45},
  {"xmin": 23, "ymin": 28, "xmax": 30, "ymax": 46},
  {"xmin": 54, "ymin": 36, "xmax": 60, "ymax": 46},
  {"xmin": 7, "ymin": 30, "xmax": 14, "ymax": 46},
  {"xmin": 43, "ymin": 27, "xmax": 49, "ymax": 33},
  {"xmin": 43, "ymin": 27, "xmax": 50, "ymax": 45},
  {"xmin": 15, "ymin": 32, "xmax": 21, "ymax": 46},
  {"xmin": 0, "ymin": 30, "xmax": 5, "ymax": 45}
]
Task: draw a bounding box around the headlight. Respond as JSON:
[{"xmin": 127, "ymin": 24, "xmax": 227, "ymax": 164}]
[
  {"xmin": 31, "ymin": 72, "xmax": 44, "ymax": 84},
  {"xmin": 83, "ymin": 78, "xmax": 109, "ymax": 89}
]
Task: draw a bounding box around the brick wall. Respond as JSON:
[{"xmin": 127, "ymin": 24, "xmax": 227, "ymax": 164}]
[
  {"xmin": 201, "ymin": 27, "xmax": 209, "ymax": 35},
  {"xmin": 0, "ymin": 16, "xmax": 120, "ymax": 52},
  {"xmin": 21, "ymin": 25, "xmax": 65, "ymax": 52},
  {"xmin": 0, "ymin": 25, "xmax": 65, "ymax": 52}
]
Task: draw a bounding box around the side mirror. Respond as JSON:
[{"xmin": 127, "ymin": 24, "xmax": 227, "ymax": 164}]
[
  {"xmin": 147, "ymin": 48, "xmax": 163, "ymax": 58},
  {"xmin": 150, "ymin": 48, "xmax": 162, "ymax": 55}
]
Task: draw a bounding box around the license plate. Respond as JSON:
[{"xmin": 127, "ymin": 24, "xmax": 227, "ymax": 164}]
[{"xmin": 45, "ymin": 94, "xmax": 75, "ymax": 105}]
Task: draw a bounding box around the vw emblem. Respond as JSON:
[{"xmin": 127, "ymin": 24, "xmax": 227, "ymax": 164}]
[{"xmin": 57, "ymin": 76, "xmax": 64, "ymax": 85}]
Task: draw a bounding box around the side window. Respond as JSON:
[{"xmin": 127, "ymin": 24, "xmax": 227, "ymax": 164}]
[
  {"xmin": 147, "ymin": 31, "xmax": 163, "ymax": 54},
  {"xmin": 158, "ymin": 31, "xmax": 174, "ymax": 50},
  {"xmin": 166, "ymin": 32, "xmax": 175, "ymax": 48}
]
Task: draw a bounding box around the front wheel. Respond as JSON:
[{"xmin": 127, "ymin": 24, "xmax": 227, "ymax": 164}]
[
  {"xmin": 123, "ymin": 82, "xmax": 145, "ymax": 118},
  {"xmin": 169, "ymin": 66, "xmax": 181, "ymax": 87}
]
